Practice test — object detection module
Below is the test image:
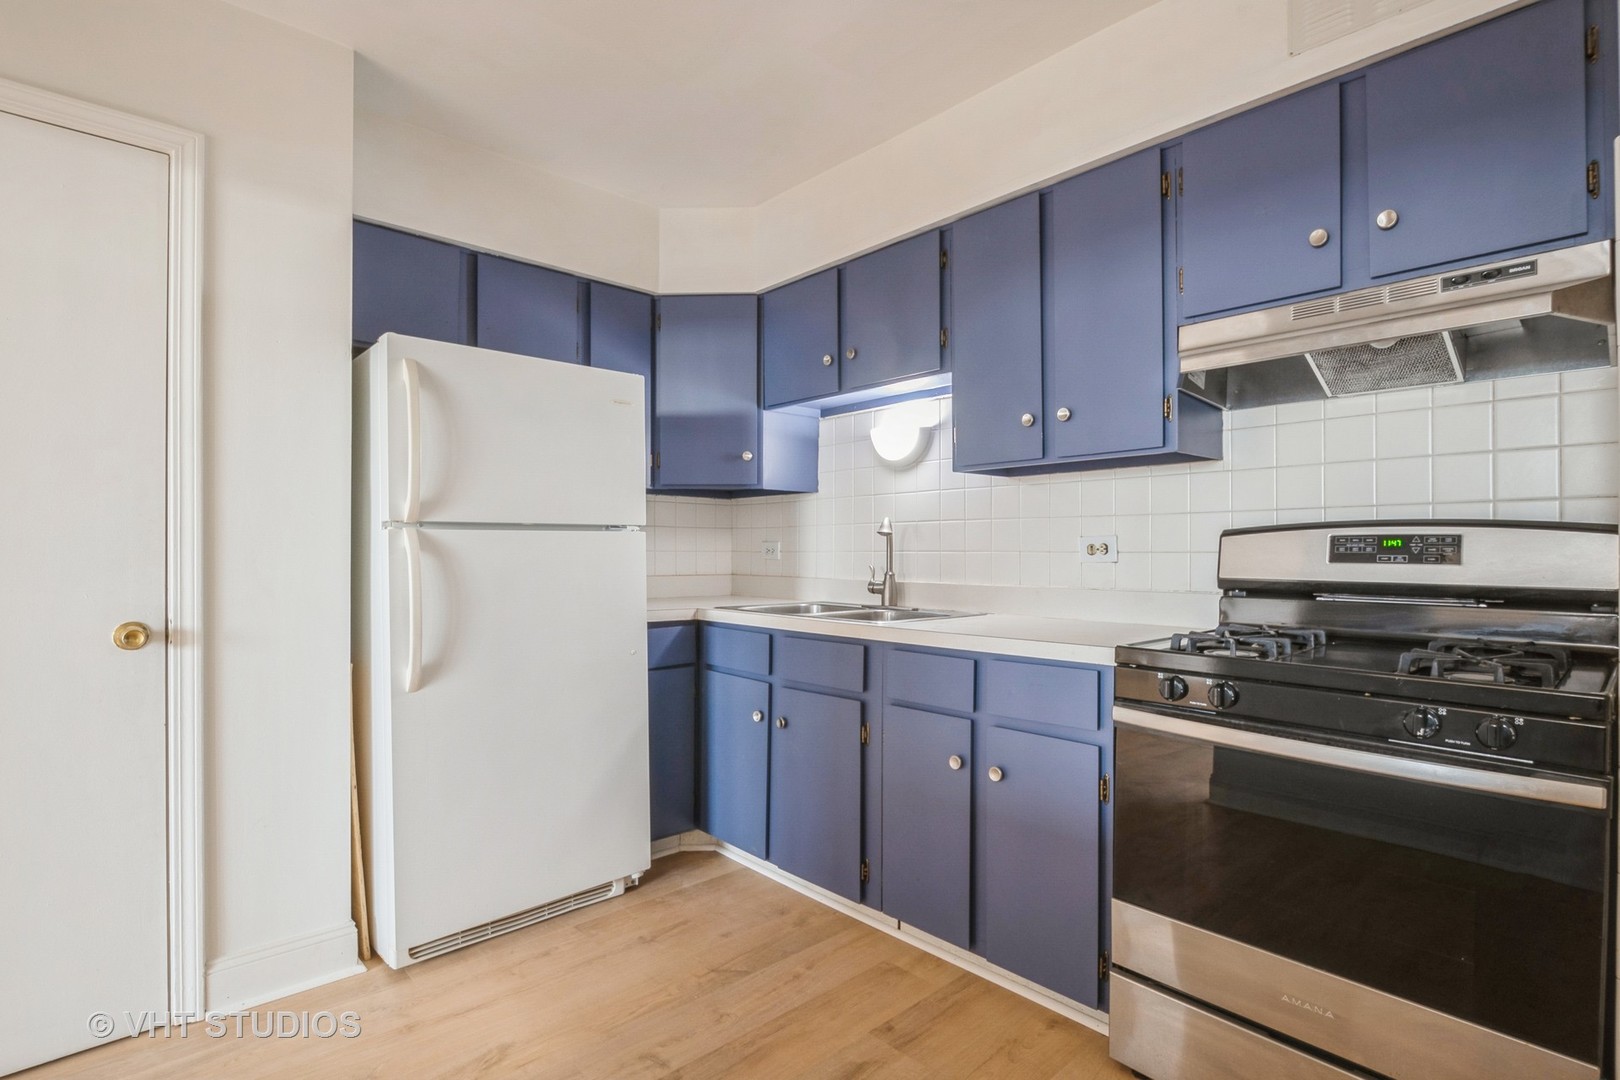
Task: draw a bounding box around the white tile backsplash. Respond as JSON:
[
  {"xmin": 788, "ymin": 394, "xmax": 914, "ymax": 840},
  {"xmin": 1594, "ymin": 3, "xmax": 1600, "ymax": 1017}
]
[{"xmin": 645, "ymin": 370, "xmax": 1618, "ymax": 597}]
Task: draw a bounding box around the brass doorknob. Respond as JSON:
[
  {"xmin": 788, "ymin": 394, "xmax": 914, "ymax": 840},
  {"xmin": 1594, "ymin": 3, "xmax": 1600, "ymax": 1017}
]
[{"xmin": 113, "ymin": 622, "xmax": 152, "ymax": 651}]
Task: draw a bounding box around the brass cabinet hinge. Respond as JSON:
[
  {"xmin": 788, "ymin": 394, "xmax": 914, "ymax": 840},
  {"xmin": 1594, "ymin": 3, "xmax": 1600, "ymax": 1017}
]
[
  {"xmin": 1100, "ymin": 773, "xmax": 1111, "ymax": 804},
  {"xmin": 655, "ymin": 313, "xmax": 662, "ymax": 332},
  {"xmin": 1177, "ymin": 167, "xmax": 1183, "ymax": 196},
  {"xmin": 1163, "ymin": 395, "xmax": 1174, "ymax": 422},
  {"xmin": 940, "ymin": 249, "xmax": 949, "ymax": 270},
  {"xmin": 1589, "ymin": 160, "xmax": 1602, "ymax": 199},
  {"xmin": 940, "ymin": 327, "xmax": 949, "ymax": 349},
  {"xmin": 1160, "ymin": 171, "xmax": 1171, "ymax": 198},
  {"xmin": 1587, "ymin": 24, "xmax": 1600, "ymax": 62},
  {"xmin": 860, "ymin": 859, "xmax": 870, "ymax": 884},
  {"xmin": 860, "ymin": 722, "xmax": 870, "ymax": 746},
  {"xmin": 1177, "ymin": 266, "xmax": 1184, "ymax": 294},
  {"xmin": 1099, "ymin": 951, "xmax": 1110, "ymax": 980}
]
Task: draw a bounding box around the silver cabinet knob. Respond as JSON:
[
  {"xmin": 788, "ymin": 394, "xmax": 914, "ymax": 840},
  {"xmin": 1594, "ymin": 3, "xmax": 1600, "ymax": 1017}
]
[
  {"xmin": 948, "ymin": 754, "xmax": 963, "ymax": 771},
  {"xmin": 988, "ymin": 766, "xmax": 1005, "ymax": 782},
  {"xmin": 741, "ymin": 450, "xmax": 754, "ymax": 461},
  {"xmin": 1020, "ymin": 413, "xmax": 1035, "ymax": 428},
  {"xmin": 822, "ymin": 353, "xmax": 834, "ymax": 366},
  {"xmin": 1055, "ymin": 407, "xmax": 1072, "ymax": 422},
  {"xmin": 1376, "ymin": 209, "xmax": 1399, "ymax": 230},
  {"xmin": 1308, "ymin": 227, "xmax": 1330, "ymax": 248},
  {"xmin": 846, "ymin": 347, "xmax": 857, "ymax": 360},
  {"xmin": 776, "ymin": 716, "xmax": 788, "ymax": 729},
  {"xmin": 751, "ymin": 710, "xmax": 764, "ymax": 723}
]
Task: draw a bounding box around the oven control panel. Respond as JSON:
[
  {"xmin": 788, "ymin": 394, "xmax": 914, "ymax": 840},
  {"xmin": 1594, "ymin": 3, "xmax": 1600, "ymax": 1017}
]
[{"xmin": 1328, "ymin": 532, "xmax": 1462, "ymax": 566}]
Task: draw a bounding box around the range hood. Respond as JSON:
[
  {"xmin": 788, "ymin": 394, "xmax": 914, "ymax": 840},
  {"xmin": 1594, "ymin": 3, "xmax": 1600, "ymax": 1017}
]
[{"xmin": 1178, "ymin": 240, "xmax": 1616, "ymax": 409}]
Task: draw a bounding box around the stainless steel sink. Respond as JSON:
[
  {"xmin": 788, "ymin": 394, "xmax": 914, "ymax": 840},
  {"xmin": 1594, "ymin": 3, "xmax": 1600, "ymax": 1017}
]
[
  {"xmin": 728, "ymin": 601, "xmax": 865, "ymax": 616},
  {"xmin": 815, "ymin": 607, "xmax": 969, "ymax": 623}
]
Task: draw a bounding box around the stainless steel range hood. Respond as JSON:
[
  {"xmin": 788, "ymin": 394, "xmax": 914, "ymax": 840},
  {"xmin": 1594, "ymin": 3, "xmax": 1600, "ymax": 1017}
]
[{"xmin": 1178, "ymin": 241, "xmax": 1616, "ymax": 409}]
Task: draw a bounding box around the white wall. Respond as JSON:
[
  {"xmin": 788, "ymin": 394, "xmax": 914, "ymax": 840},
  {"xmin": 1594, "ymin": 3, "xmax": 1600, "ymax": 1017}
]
[
  {"xmin": 0, "ymin": 0, "xmax": 360, "ymax": 1009},
  {"xmin": 356, "ymin": 111, "xmax": 662, "ymax": 293},
  {"xmin": 661, "ymin": 0, "xmax": 1530, "ymax": 292}
]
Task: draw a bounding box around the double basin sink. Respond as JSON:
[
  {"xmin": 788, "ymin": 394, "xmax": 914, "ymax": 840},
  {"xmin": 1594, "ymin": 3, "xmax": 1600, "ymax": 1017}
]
[{"xmin": 727, "ymin": 601, "xmax": 973, "ymax": 623}]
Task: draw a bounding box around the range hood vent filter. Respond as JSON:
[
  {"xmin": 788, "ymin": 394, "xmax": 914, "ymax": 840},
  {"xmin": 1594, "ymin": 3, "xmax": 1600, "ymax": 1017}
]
[{"xmin": 1304, "ymin": 332, "xmax": 1463, "ymax": 397}]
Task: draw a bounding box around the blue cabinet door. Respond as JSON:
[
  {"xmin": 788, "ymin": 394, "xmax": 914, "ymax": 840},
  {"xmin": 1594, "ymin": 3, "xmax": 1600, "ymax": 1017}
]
[
  {"xmin": 655, "ymin": 295, "xmax": 760, "ymax": 488},
  {"xmin": 950, "ymin": 194, "xmax": 1044, "ymax": 470},
  {"xmin": 980, "ymin": 726, "xmax": 1101, "ymax": 1008},
  {"xmin": 588, "ymin": 282, "xmax": 654, "ymax": 486},
  {"xmin": 1364, "ymin": 0, "xmax": 1589, "ymax": 279},
  {"xmin": 473, "ymin": 254, "xmax": 581, "ymax": 362},
  {"xmin": 763, "ymin": 269, "xmax": 840, "ymax": 407},
  {"xmin": 649, "ymin": 665, "xmax": 696, "ymax": 840},
  {"xmin": 701, "ymin": 670, "xmax": 770, "ymax": 858},
  {"xmin": 882, "ymin": 706, "xmax": 972, "ymax": 948},
  {"xmin": 353, "ymin": 221, "xmax": 470, "ymax": 346},
  {"xmin": 1179, "ymin": 81, "xmax": 1343, "ymax": 318},
  {"xmin": 1046, "ymin": 149, "xmax": 1168, "ymax": 459},
  {"xmin": 840, "ymin": 232, "xmax": 942, "ymax": 391},
  {"xmin": 768, "ymin": 687, "xmax": 864, "ymax": 900}
]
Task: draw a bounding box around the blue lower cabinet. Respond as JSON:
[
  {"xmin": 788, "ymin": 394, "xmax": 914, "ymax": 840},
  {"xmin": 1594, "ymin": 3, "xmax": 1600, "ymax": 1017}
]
[
  {"xmin": 881, "ymin": 706, "xmax": 972, "ymax": 948},
  {"xmin": 767, "ymin": 687, "xmax": 864, "ymax": 900},
  {"xmin": 700, "ymin": 669, "xmax": 770, "ymax": 858},
  {"xmin": 979, "ymin": 726, "xmax": 1102, "ymax": 1008},
  {"xmin": 649, "ymin": 666, "xmax": 697, "ymax": 840}
]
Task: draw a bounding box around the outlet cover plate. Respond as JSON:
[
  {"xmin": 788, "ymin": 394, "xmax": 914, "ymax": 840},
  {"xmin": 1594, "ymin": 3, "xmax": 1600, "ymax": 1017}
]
[
  {"xmin": 762, "ymin": 540, "xmax": 782, "ymax": 560},
  {"xmin": 1080, "ymin": 535, "xmax": 1118, "ymax": 563}
]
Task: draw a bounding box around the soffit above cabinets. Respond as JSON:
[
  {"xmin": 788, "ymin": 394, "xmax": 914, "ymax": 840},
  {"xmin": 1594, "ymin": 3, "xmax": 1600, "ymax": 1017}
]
[{"xmin": 222, "ymin": 0, "xmax": 1157, "ymax": 208}]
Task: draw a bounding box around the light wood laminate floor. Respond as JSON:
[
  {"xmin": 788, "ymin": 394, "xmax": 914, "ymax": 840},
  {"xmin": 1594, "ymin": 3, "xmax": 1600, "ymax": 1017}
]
[{"xmin": 21, "ymin": 852, "xmax": 1131, "ymax": 1079}]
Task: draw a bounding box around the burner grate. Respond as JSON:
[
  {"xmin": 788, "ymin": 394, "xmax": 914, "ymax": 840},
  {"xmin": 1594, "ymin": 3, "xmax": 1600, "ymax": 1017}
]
[
  {"xmin": 1170, "ymin": 623, "xmax": 1329, "ymax": 661},
  {"xmin": 1395, "ymin": 639, "xmax": 1573, "ymax": 688}
]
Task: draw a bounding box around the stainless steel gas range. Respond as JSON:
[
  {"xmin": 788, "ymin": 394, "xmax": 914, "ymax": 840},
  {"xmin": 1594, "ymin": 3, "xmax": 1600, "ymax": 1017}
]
[{"xmin": 1109, "ymin": 522, "xmax": 1618, "ymax": 1080}]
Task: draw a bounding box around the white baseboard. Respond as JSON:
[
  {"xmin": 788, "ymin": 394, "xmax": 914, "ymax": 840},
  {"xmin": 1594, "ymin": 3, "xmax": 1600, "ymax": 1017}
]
[
  {"xmin": 657, "ymin": 832, "xmax": 1109, "ymax": 1037},
  {"xmin": 204, "ymin": 922, "xmax": 365, "ymax": 1014}
]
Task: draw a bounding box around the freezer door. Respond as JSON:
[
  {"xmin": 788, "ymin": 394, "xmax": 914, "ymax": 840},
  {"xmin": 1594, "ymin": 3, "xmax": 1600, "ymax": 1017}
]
[
  {"xmin": 378, "ymin": 527, "xmax": 650, "ymax": 958},
  {"xmin": 377, "ymin": 333, "xmax": 645, "ymax": 526}
]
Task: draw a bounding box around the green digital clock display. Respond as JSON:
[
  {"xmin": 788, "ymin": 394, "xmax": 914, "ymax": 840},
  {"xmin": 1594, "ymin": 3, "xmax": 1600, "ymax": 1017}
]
[{"xmin": 1382, "ymin": 538, "xmax": 1404, "ymax": 548}]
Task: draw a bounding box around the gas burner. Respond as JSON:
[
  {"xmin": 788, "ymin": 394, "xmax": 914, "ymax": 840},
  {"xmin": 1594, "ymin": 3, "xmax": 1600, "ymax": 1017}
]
[
  {"xmin": 1170, "ymin": 623, "xmax": 1329, "ymax": 661},
  {"xmin": 1395, "ymin": 639, "xmax": 1573, "ymax": 688}
]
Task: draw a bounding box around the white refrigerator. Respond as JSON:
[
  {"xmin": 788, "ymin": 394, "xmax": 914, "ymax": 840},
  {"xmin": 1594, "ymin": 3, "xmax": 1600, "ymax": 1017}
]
[{"xmin": 353, "ymin": 333, "xmax": 650, "ymax": 968}]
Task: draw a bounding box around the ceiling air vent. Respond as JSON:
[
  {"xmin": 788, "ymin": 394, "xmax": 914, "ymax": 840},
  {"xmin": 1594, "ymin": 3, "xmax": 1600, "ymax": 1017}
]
[{"xmin": 1289, "ymin": 0, "xmax": 1438, "ymax": 53}]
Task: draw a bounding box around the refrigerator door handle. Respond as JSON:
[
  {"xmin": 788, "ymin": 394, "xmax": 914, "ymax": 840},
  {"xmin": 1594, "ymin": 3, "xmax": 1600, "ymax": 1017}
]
[
  {"xmin": 399, "ymin": 354, "xmax": 422, "ymax": 522},
  {"xmin": 402, "ymin": 525, "xmax": 424, "ymax": 693}
]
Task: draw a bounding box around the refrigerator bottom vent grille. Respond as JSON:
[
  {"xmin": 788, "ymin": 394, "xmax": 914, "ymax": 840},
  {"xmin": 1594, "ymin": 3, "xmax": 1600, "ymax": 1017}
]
[{"xmin": 407, "ymin": 879, "xmax": 624, "ymax": 961}]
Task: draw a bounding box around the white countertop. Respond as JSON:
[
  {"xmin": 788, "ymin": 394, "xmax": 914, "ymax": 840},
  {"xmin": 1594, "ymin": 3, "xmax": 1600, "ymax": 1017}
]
[{"xmin": 648, "ymin": 596, "xmax": 1177, "ymax": 665}]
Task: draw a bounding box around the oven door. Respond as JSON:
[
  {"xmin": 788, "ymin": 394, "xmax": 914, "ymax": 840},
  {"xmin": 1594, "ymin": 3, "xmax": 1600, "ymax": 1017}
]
[{"xmin": 1112, "ymin": 705, "xmax": 1611, "ymax": 1080}]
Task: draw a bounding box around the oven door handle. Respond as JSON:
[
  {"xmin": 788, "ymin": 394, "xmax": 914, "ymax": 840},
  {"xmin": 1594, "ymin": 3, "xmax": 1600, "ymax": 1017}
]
[{"xmin": 1114, "ymin": 706, "xmax": 1609, "ymax": 811}]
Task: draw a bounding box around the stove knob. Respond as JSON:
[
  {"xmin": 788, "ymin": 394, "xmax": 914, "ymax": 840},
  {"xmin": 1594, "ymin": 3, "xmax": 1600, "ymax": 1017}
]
[
  {"xmin": 1402, "ymin": 707, "xmax": 1441, "ymax": 740},
  {"xmin": 1157, "ymin": 675, "xmax": 1189, "ymax": 702},
  {"xmin": 1208, "ymin": 682, "xmax": 1240, "ymax": 710},
  {"xmin": 1475, "ymin": 716, "xmax": 1518, "ymax": 751}
]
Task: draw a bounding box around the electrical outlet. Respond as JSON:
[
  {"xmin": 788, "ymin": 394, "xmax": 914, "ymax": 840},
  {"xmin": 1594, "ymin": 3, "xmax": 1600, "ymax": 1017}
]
[
  {"xmin": 762, "ymin": 540, "xmax": 782, "ymax": 561},
  {"xmin": 1080, "ymin": 535, "xmax": 1118, "ymax": 563}
]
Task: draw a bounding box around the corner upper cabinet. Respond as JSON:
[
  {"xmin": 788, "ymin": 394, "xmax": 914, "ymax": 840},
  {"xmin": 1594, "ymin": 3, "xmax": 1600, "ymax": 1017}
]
[
  {"xmin": 586, "ymin": 282, "xmax": 655, "ymax": 487},
  {"xmin": 654, "ymin": 294, "xmax": 762, "ymax": 489},
  {"xmin": 353, "ymin": 221, "xmax": 472, "ymax": 347},
  {"xmin": 474, "ymin": 254, "xmax": 582, "ymax": 362},
  {"xmin": 1363, "ymin": 0, "xmax": 1591, "ymax": 279},
  {"xmin": 1177, "ymin": 81, "xmax": 1343, "ymax": 319},
  {"xmin": 840, "ymin": 231, "xmax": 943, "ymax": 391},
  {"xmin": 762, "ymin": 269, "xmax": 840, "ymax": 407},
  {"xmin": 950, "ymin": 194, "xmax": 1044, "ymax": 470}
]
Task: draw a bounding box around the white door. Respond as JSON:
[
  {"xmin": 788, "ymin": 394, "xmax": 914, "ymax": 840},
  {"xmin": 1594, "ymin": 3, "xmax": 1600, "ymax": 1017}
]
[
  {"xmin": 372, "ymin": 527, "xmax": 649, "ymax": 964},
  {"xmin": 375, "ymin": 335, "xmax": 645, "ymax": 528},
  {"xmin": 0, "ymin": 110, "xmax": 171, "ymax": 1072}
]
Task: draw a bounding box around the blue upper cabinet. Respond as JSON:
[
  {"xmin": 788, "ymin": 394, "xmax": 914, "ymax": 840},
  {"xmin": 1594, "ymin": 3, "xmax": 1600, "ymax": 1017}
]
[
  {"xmin": 1045, "ymin": 150, "xmax": 1169, "ymax": 462},
  {"xmin": 1179, "ymin": 81, "xmax": 1343, "ymax": 319},
  {"xmin": 840, "ymin": 231, "xmax": 943, "ymax": 391},
  {"xmin": 587, "ymin": 282, "xmax": 655, "ymax": 485},
  {"xmin": 473, "ymin": 254, "xmax": 582, "ymax": 362},
  {"xmin": 353, "ymin": 221, "xmax": 471, "ymax": 347},
  {"xmin": 654, "ymin": 294, "xmax": 761, "ymax": 489},
  {"xmin": 950, "ymin": 194, "xmax": 1044, "ymax": 470},
  {"xmin": 762, "ymin": 269, "xmax": 840, "ymax": 407},
  {"xmin": 1363, "ymin": 0, "xmax": 1590, "ymax": 279}
]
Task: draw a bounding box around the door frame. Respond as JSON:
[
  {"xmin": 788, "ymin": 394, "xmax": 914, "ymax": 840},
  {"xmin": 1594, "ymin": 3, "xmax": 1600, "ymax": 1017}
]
[{"xmin": 0, "ymin": 76, "xmax": 205, "ymax": 1018}]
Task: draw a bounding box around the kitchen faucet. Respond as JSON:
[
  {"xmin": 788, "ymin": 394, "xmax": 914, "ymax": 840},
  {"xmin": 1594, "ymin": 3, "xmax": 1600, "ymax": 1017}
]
[{"xmin": 867, "ymin": 517, "xmax": 897, "ymax": 607}]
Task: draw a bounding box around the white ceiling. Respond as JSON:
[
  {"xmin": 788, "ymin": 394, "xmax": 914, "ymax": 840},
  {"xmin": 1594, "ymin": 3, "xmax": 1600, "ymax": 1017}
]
[{"xmin": 225, "ymin": 0, "xmax": 1161, "ymax": 208}]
